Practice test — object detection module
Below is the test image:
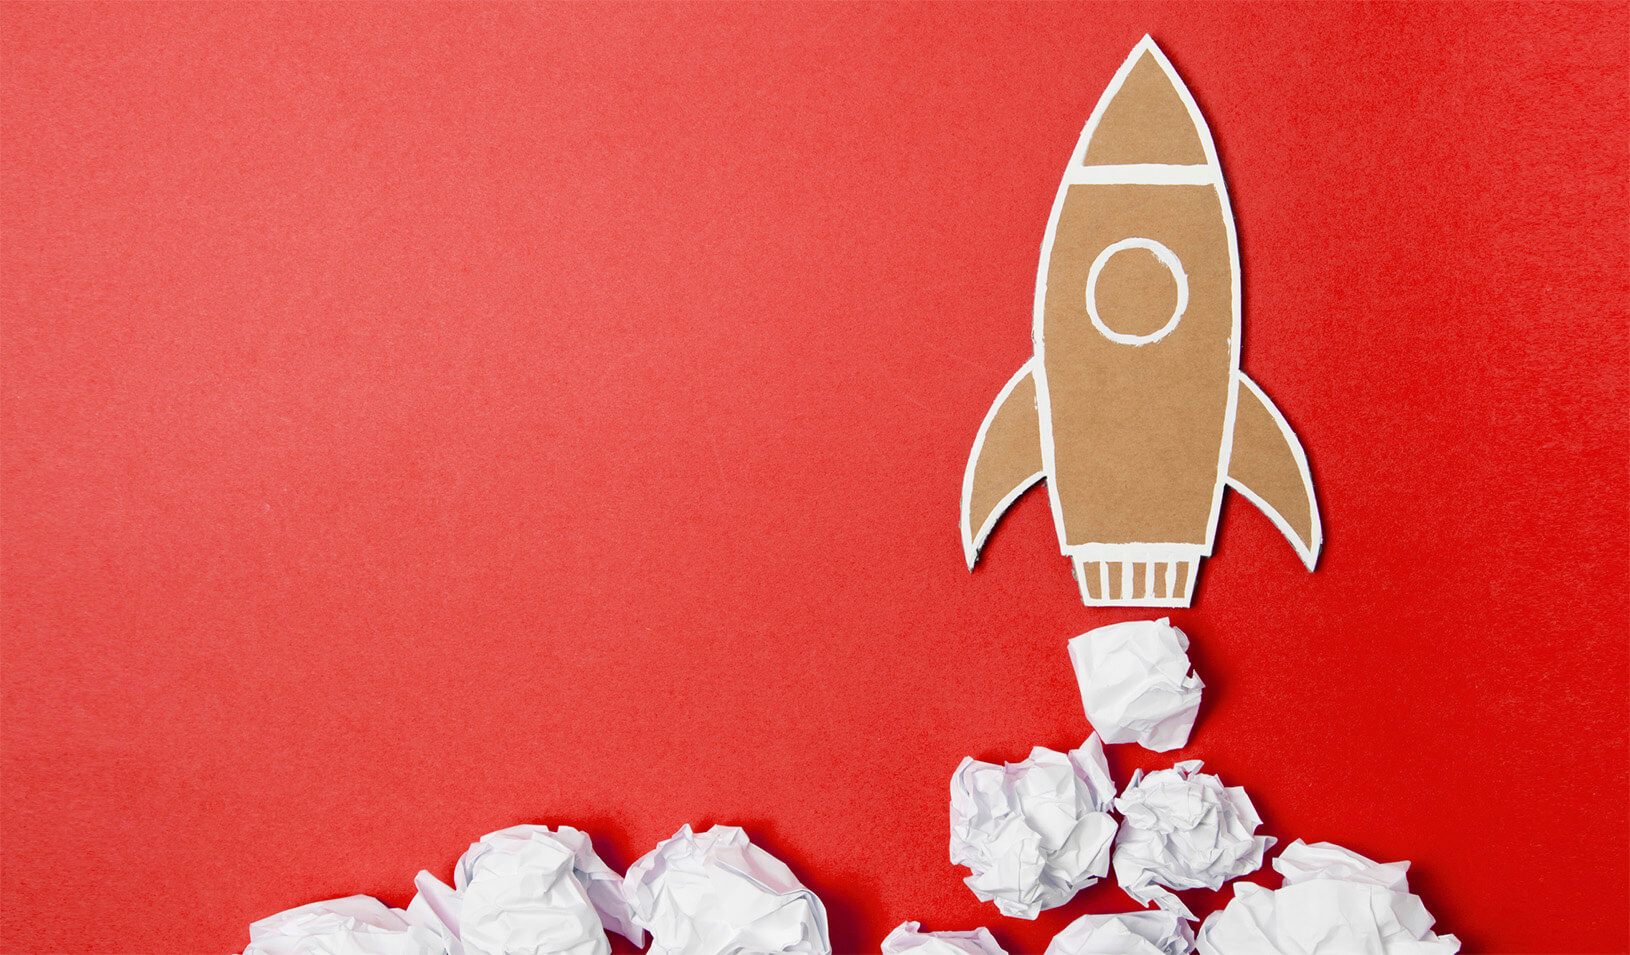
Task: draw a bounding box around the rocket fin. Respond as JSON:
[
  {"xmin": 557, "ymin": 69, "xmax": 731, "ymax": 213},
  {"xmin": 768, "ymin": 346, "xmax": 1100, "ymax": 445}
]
[
  {"xmin": 962, "ymin": 360, "xmax": 1046, "ymax": 570},
  {"xmin": 1226, "ymin": 373, "xmax": 1323, "ymax": 570}
]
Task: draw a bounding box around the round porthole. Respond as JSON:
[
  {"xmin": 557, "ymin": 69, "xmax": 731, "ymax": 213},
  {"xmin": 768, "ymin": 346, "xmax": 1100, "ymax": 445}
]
[{"xmin": 1085, "ymin": 237, "xmax": 1189, "ymax": 346}]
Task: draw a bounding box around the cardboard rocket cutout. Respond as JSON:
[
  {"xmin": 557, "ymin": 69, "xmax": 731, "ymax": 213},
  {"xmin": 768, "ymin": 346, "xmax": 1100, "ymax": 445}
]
[{"xmin": 961, "ymin": 37, "xmax": 1322, "ymax": 608}]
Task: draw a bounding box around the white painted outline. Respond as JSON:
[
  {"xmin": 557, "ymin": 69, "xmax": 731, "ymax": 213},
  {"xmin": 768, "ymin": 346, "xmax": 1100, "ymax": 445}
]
[
  {"xmin": 959, "ymin": 359, "xmax": 1045, "ymax": 570},
  {"xmin": 1066, "ymin": 542, "xmax": 1205, "ymax": 562},
  {"xmin": 963, "ymin": 35, "xmax": 1318, "ymax": 608},
  {"xmin": 1227, "ymin": 373, "xmax": 1324, "ymax": 570},
  {"xmin": 1085, "ymin": 237, "xmax": 1189, "ymax": 346},
  {"xmin": 1063, "ymin": 163, "xmax": 1221, "ymax": 186}
]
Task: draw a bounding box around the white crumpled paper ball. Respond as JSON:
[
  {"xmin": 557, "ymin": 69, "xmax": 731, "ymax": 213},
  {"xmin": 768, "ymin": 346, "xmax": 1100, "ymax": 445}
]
[
  {"xmin": 622, "ymin": 824, "xmax": 831, "ymax": 955},
  {"xmin": 949, "ymin": 735, "xmax": 1119, "ymax": 919},
  {"xmin": 1196, "ymin": 840, "xmax": 1460, "ymax": 954},
  {"xmin": 880, "ymin": 921, "xmax": 1008, "ymax": 955},
  {"xmin": 410, "ymin": 824, "xmax": 643, "ymax": 955},
  {"xmin": 1112, "ymin": 760, "xmax": 1273, "ymax": 919},
  {"xmin": 244, "ymin": 895, "xmax": 445, "ymax": 955},
  {"xmin": 1068, "ymin": 618, "xmax": 1203, "ymax": 752},
  {"xmin": 1044, "ymin": 911, "xmax": 1195, "ymax": 955}
]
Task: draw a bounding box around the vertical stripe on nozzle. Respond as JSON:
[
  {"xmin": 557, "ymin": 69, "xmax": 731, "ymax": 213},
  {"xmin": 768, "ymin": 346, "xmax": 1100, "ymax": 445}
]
[
  {"xmin": 1172, "ymin": 561, "xmax": 1192, "ymax": 601},
  {"xmin": 1080, "ymin": 560, "xmax": 1103, "ymax": 601}
]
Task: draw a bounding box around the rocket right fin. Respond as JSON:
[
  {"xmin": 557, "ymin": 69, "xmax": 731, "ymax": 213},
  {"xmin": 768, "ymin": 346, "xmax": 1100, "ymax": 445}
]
[
  {"xmin": 961, "ymin": 360, "xmax": 1046, "ymax": 570},
  {"xmin": 1226, "ymin": 373, "xmax": 1322, "ymax": 570}
]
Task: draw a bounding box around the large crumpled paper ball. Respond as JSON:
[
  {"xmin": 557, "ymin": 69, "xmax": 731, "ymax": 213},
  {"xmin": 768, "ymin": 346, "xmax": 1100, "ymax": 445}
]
[
  {"xmin": 410, "ymin": 824, "xmax": 643, "ymax": 955},
  {"xmin": 622, "ymin": 824, "xmax": 831, "ymax": 955},
  {"xmin": 949, "ymin": 735, "xmax": 1119, "ymax": 919},
  {"xmin": 1044, "ymin": 911, "xmax": 1195, "ymax": 955},
  {"xmin": 1196, "ymin": 840, "xmax": 1461, "ymax": 954},
  {"xmin": 880, "ymin": 921, "xmax": 1008, "ymax": 955},
  {"xmin": 1112, "ymin": 760, "xmax": 1273, "ymax": 919},
  {"xmin": 1068, "ymin": 618, "xmax": 1203, "ymax": 752},
  {"xmin": 243, "ymin": 895, "xmax": 445, "ymax": 955}
]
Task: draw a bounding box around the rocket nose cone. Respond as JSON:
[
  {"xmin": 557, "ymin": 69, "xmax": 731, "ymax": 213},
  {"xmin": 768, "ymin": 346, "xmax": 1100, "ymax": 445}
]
[{"xmin": 1082, "ymin": 44, "xmax": 1211, "ymax": 166}]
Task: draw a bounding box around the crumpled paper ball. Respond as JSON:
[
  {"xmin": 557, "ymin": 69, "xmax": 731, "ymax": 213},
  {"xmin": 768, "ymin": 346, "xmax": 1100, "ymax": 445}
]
[
  {"xmin": 1270, "ymin": 839, "xmax": 1410, "ymax": 889},
  {"xmin": 243, "ymin": 895, "xmax": 445, "ymax": 955},
  {"xmin": 880, "ymin": 921, "xmax": 1008, "ymax": 955},
  {"xmin": 622, "ymin": 824, "xmax": 831, "ymax": 955},
  {"xmin": 1068, "ymin": 618, "xmax": 1203, "ymax": 752},
  {"xmin": 1044, "ymin": 911, "xmax": 1195, "ymax": 955},
  {"xmin": 1111, "ymin": 760, "xmax": 1273, "ymax": 919},
  {"xmin": 410, "ymin": 824, "xmax": 643, "ymax": 955},
  {"xmin": 949, "ymin": 735, "xmax": 1119, "ymax": 919},
  {"xmin": 1195, "ymin": 840, "xmax": 1461, "ymax": 954}
]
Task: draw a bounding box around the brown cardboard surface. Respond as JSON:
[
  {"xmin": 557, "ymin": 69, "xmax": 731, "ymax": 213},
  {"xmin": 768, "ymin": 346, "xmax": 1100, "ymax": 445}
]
[
  {"xmin": 1044, "ymin": 183, "xmax": 1232, "ymax": 547},
  {"xmin": 1080, "ymin": 50, "xmax": 1208, "ymax": 167},
  {"xmin": 1092, "ymin": 245, "xmax": 1183, "ymax": 339},
  {"xmin": 959, "ymin": 36, "xmax": 1320, "ymax": 607}
]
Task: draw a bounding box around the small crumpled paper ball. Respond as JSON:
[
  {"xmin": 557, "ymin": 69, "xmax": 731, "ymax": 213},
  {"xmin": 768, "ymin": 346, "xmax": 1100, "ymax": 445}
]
[
  {"xmin": 1112, "ymin": 760, "xmax": 1274, "ymax": 919},
  {"xmin": 949, "ymin": 735, "xmax": 1119, "ymax": 919},
  {"xmin": 622, "ymin": 824, "xmax": 831, "ymax": 955},
  {"xmin": 1068, "ymin": 618, "xmax": 1203, "ymax": 752},
  {"xmin": 1044, "ymin": 911, "xmax": 1195, "ymax": 955},
  {"xmin": 410, "ymin": 824, "xmax": 643, "ymax": 955},
  {"xmin": 1195, "ymin": 840, "xmax": 1461, "ymax": 954},
  {"xmin": 243, "ymin": 895, "xmax": 445, "ymax": 955},
  {"xmin": 880, "ymin": 921, "xmax": 1008, "ymax": 955}
]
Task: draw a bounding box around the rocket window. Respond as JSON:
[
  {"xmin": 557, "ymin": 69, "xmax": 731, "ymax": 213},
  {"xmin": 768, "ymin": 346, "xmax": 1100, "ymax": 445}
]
[{"xmin": 1085, "ymin": 237, "xmax": 1188, "ymax": 346}]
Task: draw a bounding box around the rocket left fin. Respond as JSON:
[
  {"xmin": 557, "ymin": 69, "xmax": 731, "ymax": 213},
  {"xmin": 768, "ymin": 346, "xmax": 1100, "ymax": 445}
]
[
  {"xmin": 962, "ymin": 360, "xmax": 1045, "ymax": 570},
  {"xmin": 1226, "ymin": 373, "xmax": 1323, "ymax": 570}
]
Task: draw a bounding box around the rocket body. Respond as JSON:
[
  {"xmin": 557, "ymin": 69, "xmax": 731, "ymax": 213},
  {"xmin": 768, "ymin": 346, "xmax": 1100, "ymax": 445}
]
[
  {"xmin": 1040, "ymin": 182, "xmax": 1236, "ymax": 590},
  {"xmin": 961, "ymin": 37, "xmax": 1321, "ymax": 607}
]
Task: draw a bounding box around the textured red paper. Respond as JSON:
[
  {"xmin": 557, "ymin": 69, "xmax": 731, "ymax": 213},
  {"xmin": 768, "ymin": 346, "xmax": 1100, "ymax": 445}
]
[{"xmin": 3, "ymin": 3, "xmax": 1626, "ymax": 953}]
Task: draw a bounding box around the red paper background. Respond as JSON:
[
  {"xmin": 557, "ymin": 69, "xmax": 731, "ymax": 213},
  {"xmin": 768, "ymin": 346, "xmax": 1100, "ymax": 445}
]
[{"xmin": 3, "ymin": 3, "xmax": 1626, "ymax": 953}]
